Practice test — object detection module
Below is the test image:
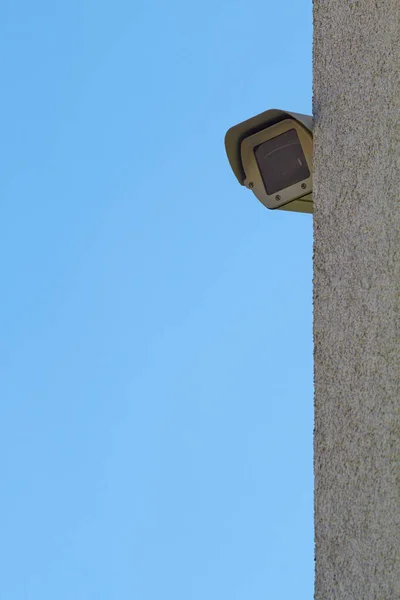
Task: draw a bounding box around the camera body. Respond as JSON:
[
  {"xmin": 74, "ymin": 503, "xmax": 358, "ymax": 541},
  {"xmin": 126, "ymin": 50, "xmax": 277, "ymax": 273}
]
[{"xmin": 225, "ymin": 109, "xmax": 313, "ymax": 214}]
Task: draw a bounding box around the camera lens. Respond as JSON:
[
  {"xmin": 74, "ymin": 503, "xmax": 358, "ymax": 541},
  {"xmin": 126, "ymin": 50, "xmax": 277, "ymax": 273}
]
[{"xmin": 254, "ymin": 129, "xmax": 310, "ymax": 195}]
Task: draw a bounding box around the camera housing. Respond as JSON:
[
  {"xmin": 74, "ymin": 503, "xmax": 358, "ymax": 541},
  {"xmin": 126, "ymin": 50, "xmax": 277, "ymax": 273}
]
[{"xmin": 225, "ymin": 109, "xmax": 313, "ymax": 214}]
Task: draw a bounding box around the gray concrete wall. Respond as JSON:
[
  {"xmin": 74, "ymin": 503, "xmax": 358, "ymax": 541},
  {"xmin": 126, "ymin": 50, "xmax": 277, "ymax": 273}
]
[{"xmin": 313, "ymin": 1, "xmax": 400, "ymax": 598}]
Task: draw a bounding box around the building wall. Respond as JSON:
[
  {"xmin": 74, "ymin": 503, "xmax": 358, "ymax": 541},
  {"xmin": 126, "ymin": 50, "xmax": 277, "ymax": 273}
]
[{"xmin": 313, "ymin": 1, "xmax": 400, "ymax": 598}]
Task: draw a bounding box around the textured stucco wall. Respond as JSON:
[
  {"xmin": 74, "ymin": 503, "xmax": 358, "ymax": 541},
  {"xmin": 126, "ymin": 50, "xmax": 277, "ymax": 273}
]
[{"xmin": 313, "ymin": 1, "xmax": 400, "ymax": 598}]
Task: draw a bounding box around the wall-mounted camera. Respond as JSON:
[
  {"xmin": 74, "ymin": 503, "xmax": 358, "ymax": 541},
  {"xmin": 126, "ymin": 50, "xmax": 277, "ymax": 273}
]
[{"xmin": 225, "ymin": 109, "xmax": 313, "ymax": 214}]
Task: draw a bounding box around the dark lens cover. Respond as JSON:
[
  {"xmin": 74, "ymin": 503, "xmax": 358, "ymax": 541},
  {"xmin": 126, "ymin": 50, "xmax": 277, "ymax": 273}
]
[{"xmin": 254, "ymin": 129, "xmax": 310, "ymax": 195}]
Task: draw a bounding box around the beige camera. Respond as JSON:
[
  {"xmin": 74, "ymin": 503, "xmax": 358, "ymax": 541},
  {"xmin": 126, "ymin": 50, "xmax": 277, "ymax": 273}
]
[{"xmin": 225, "ymin": 109, "xmax": 313, "ymax": 214}]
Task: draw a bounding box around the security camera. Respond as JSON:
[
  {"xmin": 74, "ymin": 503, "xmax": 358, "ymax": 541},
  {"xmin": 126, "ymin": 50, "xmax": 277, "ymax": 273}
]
[{"xmin": 225, "ymin": 109, "xmax": 313, "ymax": 214}]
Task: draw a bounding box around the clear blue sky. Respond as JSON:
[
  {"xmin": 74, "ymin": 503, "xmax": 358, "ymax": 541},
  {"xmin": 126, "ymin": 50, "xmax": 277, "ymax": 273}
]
[{"xmin": 0, "ymin": 1, "xmax": 313, "ymax": 598}]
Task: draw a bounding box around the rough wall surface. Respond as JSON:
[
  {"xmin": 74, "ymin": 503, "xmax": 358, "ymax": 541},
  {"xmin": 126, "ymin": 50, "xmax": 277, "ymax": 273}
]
[{"xmin": 313, "ymin": 1, "xmax": 400, "ymax": 598}]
